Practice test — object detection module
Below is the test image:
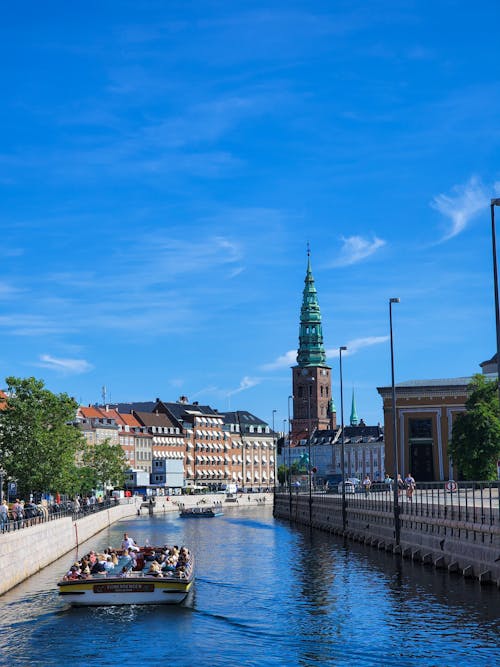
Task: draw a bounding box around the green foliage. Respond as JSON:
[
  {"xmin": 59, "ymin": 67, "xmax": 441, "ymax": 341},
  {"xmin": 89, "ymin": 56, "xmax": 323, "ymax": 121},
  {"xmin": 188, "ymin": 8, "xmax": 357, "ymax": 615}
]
[
  {"xmin": 0, "ymin": 376, "xmax": 84, "ymax": 497},
  {"xmin": 277, "ymin": 464, "xmax": 287, "ymax": 484},
  {"xmin": 450, "ymin": 374, "xmax": 500, "ymax": 480},
  {"xmin": 82, "ymin": 438, "xmax": 127, "ymax": 493}
]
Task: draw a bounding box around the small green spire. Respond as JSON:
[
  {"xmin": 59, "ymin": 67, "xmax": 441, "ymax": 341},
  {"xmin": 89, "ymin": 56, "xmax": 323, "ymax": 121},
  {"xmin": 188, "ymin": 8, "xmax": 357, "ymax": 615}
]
[
  {"xmin": 296, "ymin": 248, "xmax": 327, "ymax": 367},
  {"xmin": 350, "ymin": 390, "xmax": 359, "ymax": 426},
  {"xmin": 328, "ymin": 397, "xmax": 336, "ymax": 416}
]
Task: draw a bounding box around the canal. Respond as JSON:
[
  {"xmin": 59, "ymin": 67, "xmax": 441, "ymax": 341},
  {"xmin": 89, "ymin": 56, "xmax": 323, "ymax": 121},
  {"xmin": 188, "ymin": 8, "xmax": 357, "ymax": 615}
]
[{"xmin": 0, "ymin": 506, "xmax": 498, "ymax": 666}]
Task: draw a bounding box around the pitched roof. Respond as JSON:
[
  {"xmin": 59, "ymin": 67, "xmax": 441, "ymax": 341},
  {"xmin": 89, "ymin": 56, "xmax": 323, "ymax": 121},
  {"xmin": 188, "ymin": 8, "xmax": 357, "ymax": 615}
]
[
  {"xmin": 133, "ymin": 411, "xmax": 176, "ymax": 428},
  {"xmin": 78, "ymin": 406, "xmax": 105, "ymax": 419},
  {"xmin": 119, "ymin": 413, "xmax": 142, "ymax": 428},
  {"xmin": 0, "ymin": 390, "xmax": 7, "ymax": 410}
]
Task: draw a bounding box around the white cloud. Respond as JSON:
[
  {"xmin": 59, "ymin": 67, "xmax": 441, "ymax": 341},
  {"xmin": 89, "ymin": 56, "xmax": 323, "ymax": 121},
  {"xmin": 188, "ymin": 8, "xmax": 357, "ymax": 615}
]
[
  {"xmin": 227, "ymin": 376, "xmax": 260, "ymax": 396},
  {"xmin": 260, "ymin": 350, "xmax": 297, "ymax": 371},
  {"xmin": 331, "ymin": 235, "xmax": 386, "ymax": 267},
  {"xmin": 431, "ymin": 177, "xmax": 487, "ymax": 241},
  {"xmin": 36, "ymin": 355, "xmax": 93, "ymax": 375},
  {"xmin": 326, "ymin": 336, "xmax": 389, "ymax": 358},
  {"xmin": 262, "ymin": 336, "xmax": 388, "ymax": 371}
]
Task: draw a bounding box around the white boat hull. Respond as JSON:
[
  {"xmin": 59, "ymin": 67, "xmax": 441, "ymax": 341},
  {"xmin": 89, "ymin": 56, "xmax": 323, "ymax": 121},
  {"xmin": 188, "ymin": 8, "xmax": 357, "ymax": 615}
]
[{"xmin": 58, "ymin": 575, "xmax": 193, "ymax": 606}]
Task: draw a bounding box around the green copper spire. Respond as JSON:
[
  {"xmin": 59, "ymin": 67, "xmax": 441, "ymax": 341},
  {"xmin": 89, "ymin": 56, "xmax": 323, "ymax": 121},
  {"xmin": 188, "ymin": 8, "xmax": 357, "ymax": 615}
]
[
  {"xmin": 350, "ymin": 389, "xmax": 359, "ymax": 426},
  {"xmin": 296, "ymin": 248, "xmax": 327, "ymax": 367}
]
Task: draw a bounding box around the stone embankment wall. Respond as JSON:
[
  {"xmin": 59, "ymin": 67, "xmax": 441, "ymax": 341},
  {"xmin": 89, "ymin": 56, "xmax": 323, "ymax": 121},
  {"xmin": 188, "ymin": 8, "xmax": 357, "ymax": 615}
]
[
  {"xmin": 0, "ymin": 500, "xmax": 141, "ymax": 595},
  {"xmin": 0, "ymin": 493, "xmax": 272, "ymax": 595},
  {"xmin": 274, "ymin": 493, "xmax": 500, "ymax": 587}
]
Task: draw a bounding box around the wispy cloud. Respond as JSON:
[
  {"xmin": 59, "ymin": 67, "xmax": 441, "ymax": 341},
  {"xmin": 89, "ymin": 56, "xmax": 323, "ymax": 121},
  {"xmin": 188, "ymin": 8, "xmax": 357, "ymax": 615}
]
[
  {"xmin": 431, "ymin": 177, "xmax": 487, "ymax": 242},
  {"xmin": 260, "ymin": 351, "xmax": 297, "ymax": 371},
  {"xmin": 262, "ymin": 336, "xmax": 388, "ymax": 371},
  {"xmin": 0, "ymin": 282, "xmax": 22, "ymax": 299},
  {"xmin": 330, "ymin": 235, "xmax": 386, "ymax": 267},
  {"xmin": 227, "ymin": 376, "xmax": 260, "ymax": 396},
  {"xmin": 326, "ymin": 336, "xmax": 389, "ymax": 357},
  {"xmin": 36, "ymin": 354, "xmax": 93, "ymax": 375}
]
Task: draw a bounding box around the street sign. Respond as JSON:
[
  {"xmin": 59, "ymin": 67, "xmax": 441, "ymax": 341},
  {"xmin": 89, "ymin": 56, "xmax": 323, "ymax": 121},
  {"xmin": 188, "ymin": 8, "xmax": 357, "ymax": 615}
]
[{"xmin": 445, "ymin": 480, "xmax": 457, "ymax": 493}]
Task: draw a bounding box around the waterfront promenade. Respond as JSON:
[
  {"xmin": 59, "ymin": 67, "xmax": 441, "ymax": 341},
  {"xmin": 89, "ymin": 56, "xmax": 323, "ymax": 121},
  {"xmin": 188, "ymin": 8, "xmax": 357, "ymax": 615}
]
[{"xmin": 274, "ymin": 483, "xmax": 500, "ymax": 586}]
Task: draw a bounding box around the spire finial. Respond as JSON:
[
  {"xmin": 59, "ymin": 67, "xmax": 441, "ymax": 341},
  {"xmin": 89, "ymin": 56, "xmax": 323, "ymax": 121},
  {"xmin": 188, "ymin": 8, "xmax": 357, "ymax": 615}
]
[
  {"xmin": 350, "ymin": 389, "xmax": 359, "ymax": 426},
  {"xmin": 307, "ymin": 241, "xmax": 310, "ymax": 258}
]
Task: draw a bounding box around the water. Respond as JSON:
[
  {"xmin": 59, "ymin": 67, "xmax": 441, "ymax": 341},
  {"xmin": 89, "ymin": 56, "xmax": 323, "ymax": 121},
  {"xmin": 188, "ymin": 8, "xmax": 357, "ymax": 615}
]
[{"xmin": 0, "ymin": 507, "xmax": 498, "ymax": 667}]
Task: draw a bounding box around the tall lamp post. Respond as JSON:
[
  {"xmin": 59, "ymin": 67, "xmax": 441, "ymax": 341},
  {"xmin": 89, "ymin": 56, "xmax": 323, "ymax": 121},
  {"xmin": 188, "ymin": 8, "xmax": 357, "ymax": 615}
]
[
  {"xmin": 339, "ymin": 346, "xmax": 347, "ymax": 533},
  {"xmin": 491, "ymin": 199, "xmax": 500, "ymax": 404},
  {"xmin": 307, "ymin": 377, "xmax": 315, "ymax": 524},
  {"xmin": 288, "ymin": 395, "xmax": 293, "ymax": 517},
  {"xmin": 272, "ymin": 409, "xmax": 277, "ymax": 492},
  {"xmin": 390, "ymin": 297, "xmax": 401, "ymax": 546},
  {"xmin": 0, "ymin": 468, "xmax": 5, "ymax": 505}
]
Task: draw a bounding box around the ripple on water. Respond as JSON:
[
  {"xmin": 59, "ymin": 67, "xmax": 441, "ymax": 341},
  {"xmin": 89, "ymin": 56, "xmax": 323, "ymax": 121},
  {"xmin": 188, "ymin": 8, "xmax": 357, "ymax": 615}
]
[{"xmin": 0, "ymin": 509, "xmax": 498, "ymax": 667}]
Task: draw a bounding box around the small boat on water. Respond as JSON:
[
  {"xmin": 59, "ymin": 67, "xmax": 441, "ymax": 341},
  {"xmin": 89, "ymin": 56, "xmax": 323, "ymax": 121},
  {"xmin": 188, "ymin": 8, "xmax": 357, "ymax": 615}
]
[
  {"xmin": 57, "ymin": 545, "xmax": 194, "ymax": 606},
  {"xmin": 179, "ymin": 505, "xmax": 224, "ymax": 518}
]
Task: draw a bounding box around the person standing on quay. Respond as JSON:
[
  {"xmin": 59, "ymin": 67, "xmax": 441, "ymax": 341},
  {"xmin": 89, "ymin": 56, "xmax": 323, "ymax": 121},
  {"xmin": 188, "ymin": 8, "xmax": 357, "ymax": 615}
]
[
  {"xmin": 397, "ymin": 474, "xmax": 405, "ymax": 497},
  {"xmin": 363, "ymin": 475, "xmax": 371, "ymax": 495},
  {"xmin": 405, "ymin": 473, "xmax": 416, "ymax": 500}
]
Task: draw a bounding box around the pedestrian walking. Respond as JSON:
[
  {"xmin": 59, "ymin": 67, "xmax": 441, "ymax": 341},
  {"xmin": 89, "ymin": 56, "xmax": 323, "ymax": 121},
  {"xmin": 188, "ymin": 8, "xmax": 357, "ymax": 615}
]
[
  {"xmin": 397, "ymin": 474, "xmax": 405, "ymax": 497},
  {"xmin": 363, "ymin": 475, "xmax": 371, "ymax": 494},
  {"xmin": 405, "ymin": 473, "xmax": 416, "ymax": 499}
]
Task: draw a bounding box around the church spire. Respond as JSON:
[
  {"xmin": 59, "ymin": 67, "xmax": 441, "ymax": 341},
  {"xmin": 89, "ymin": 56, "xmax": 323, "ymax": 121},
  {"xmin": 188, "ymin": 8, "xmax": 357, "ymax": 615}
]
[
  {"xmin": 296, "ymin": 248, "xmax": 327, "ymax": 367},
  {"xmin": 350, "ymin": 389, "xmax": 359, "ymax": 426}
]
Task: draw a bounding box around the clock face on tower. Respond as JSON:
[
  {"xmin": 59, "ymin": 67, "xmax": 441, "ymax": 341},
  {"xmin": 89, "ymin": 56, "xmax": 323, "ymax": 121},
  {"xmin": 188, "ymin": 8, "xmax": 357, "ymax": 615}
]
[{"xmin": 301, "ymin": 368, "xmax": 309, "ymax": 376}]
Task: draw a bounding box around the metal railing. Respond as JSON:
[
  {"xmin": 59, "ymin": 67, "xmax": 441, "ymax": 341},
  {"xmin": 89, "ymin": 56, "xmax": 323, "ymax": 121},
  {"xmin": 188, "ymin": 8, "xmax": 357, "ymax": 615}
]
[
  {"xmin": 287, "ymin": 480, "xmax": 500, "ymax": 528},
  {"xmin": 0, "ymin": 498, "xmax": 133, "ymax": 534}
]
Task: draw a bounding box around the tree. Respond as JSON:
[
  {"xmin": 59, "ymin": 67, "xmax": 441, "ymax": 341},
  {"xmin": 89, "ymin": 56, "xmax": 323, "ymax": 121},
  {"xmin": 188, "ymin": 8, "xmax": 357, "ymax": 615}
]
[
  {"xmin": 450, "ymin": 374, "xmax": 500, "ymax": 480},
  {"xmin": 0, "ymin": 376, "xmax": 84, "ymax": 498},
  {"xmin": 82, "ymin": 438, "xmax": 127, "ymax": 494}
]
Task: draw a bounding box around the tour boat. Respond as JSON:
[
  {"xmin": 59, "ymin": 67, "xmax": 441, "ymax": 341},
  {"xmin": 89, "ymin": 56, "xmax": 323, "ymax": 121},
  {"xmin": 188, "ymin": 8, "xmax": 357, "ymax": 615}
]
[
  {"xmin": 179, "ymin": 505, "xmax": 224, "ymax": 518},
  {"xmin": 57, "ymin": 546, "xmax": 194, "ymax": 606}
]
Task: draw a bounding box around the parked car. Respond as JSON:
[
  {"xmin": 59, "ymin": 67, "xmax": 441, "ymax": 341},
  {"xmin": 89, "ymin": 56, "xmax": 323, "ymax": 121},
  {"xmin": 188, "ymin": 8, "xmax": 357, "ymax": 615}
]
[{"xmin": 337, "ymin": 478, "xmax": 361, "ymax": 494}]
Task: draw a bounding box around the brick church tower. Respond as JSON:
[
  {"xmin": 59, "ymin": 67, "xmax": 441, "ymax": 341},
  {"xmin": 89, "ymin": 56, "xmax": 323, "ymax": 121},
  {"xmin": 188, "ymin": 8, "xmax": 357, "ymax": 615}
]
[{"xmin": 291, "ymin": 250, "xmax": 336, "ymax": 442}]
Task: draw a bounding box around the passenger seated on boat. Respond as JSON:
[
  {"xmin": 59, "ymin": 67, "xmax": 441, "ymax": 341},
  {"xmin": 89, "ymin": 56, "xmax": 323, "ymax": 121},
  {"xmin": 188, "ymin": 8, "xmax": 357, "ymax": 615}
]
[
  {"xmin": 103, "ymin": 555, "xmax": 114, "ymax": 573},
  {"xmin": 91, "ymin": 558, "xmax": 107, "ymax": 575},
  {"xmin": 162, "ymin": 558, "xmax": 177, "ymax": 573},
  {"xmin": 148, "ymin": 560, "xmax": 163, "ymax": 577}
]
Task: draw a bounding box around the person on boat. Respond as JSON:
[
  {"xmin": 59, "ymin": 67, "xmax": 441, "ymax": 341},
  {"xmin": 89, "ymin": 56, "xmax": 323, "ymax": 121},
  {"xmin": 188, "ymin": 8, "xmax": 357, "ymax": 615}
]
[
  {"xmin": 103, "ymin": 555, "xmax": 114, "ymax": 573},
  {"xmin": 149, "ymin": 560, "xmax": 163, "ymax": 577},
  {"xmin": 90, "ymin": 555, "xmax": 107, "ymax": 575},
  {"xmin": 121, "ymin": 533, "xmax": 139, "ymax": 552}
]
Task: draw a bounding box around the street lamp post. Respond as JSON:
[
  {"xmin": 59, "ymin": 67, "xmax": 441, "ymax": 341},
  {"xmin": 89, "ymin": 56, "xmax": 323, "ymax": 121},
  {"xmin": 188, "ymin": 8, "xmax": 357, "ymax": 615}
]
[
  {"xmin": 272, "ymin": 409, "xmax": 277, "ymax": 492},
  {"xmin": 288, "ymin": 395, "xmax": 293, "ymax": 517},
  {"xmin": 0, "ymin": 468, "xmax": 5, "ymax": 505},
  {"xmin": 491, "ymin": 199, "xmax": 500, "ymax": 404},
  {"xmin": 390, "ymin": 297, "xmax": 401, "ymax": 547},
  {"xmin": 307, "ymin": 377, "xmax": 315, "ymax": 525},
  {"xmin": 339, "ymin": 346, "xmax": 347, "ymax": 533}
]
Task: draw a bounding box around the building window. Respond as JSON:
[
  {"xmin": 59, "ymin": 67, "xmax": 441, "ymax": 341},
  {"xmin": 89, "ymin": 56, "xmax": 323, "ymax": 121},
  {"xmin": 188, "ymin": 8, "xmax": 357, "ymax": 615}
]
[{"xmin": 409, "ymin": 419, "xmax": 432, "ymax": 439}]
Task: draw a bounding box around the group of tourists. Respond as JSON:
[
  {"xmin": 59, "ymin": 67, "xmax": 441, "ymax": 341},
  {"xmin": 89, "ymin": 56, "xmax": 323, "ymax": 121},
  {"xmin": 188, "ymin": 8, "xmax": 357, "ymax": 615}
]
[
  {"xmin": 382, "ymin": 473, "xmax": 416, "ymax": 498},
  {"xmin": 62, "ymin": 534, "xmax": 191, "ymax": 581}
]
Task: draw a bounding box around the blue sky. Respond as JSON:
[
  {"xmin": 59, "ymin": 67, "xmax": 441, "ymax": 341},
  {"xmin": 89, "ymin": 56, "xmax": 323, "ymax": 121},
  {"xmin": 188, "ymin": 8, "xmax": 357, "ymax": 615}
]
[{"xmin": 1, "ymin": 1, "xmax": 500, "ymax": 429}]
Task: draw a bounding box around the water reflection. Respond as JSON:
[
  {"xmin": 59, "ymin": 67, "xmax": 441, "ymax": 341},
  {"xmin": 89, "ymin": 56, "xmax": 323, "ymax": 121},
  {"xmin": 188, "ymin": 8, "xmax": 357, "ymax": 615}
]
[{"xmin": 0, "ymin": 509, "xmax": 498, "ymax": 667}]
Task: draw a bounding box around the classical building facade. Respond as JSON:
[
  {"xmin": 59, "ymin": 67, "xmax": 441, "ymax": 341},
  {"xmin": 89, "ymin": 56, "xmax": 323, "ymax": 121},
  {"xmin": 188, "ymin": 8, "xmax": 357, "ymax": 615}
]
[
  {"xmin": 377, "ymin": 378, "xmax": 470, "ymax": 482},
  {"xmin": 376, "ymin": 369, "xmax": 493, "ymax": 481}
]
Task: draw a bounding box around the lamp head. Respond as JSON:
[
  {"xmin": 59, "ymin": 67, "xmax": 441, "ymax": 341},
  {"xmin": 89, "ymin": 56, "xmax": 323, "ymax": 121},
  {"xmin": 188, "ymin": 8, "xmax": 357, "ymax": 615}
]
[
  {"xmin": 491, "ymin": 198, "xmax": 500, "ymax": 206},
  {"xmin": 340, "ymin": 346, "xmax": 347, "ymax": 352},
  {"xmin": 390, "ymin": 297, "xmax": 400, "ymax": 304}
]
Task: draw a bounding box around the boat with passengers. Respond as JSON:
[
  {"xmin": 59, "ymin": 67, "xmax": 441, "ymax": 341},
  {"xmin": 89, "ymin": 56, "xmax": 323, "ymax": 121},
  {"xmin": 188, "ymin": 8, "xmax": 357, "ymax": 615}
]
[{"xmin": 57, "ymin": 543, "xmax": 194, "ymax": 606}]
